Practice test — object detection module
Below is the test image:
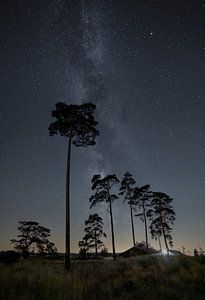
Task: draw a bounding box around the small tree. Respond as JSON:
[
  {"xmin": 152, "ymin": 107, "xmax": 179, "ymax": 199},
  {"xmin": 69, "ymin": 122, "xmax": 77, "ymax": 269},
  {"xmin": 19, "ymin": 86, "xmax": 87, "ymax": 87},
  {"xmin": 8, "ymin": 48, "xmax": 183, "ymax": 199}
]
[
  {"xmin": 148, "ymin": 192, "xmax": 175, "ymax": 253},
  {"xmin": 89, "ymin": 174, "xmax": 119, "ymax": 260},
  {"xmin": 49, "ymin": 102, "xmax": 99, "ymax": 270},
  {"xmin": 119, "ymin": 172, "xmax": 136, "ymax": 247},
  {"xmin": 33, "ymin": 225, "xmax": 51, "ymax": 254},
  {"xmin": 79, "ymin": 214, "xmax": 106, "ymax": 258},
  {"xmin": 78, "ymin": 237, "xmax": 89, "ymax": 259},
  {"xmin": 133, "ymin": 185, "xmax": 151, "ymax": 250},
  {"xmin": 11, "ymin": 221, "xmax": 57, "ymax": 256},
  {"xmin": 194, "ymin": 248, "xmax": 199, "ymax": 256},
  {"xmin": 45, "ymin": 242, "xmax": 58, "ymax": 255},
  {"xmin": 100, "ymin": 247, "xmax": 109, "ymax": 257},
  {"xmin": 85, "ymin": 214, "xmax": 106, "ymax": 257}
]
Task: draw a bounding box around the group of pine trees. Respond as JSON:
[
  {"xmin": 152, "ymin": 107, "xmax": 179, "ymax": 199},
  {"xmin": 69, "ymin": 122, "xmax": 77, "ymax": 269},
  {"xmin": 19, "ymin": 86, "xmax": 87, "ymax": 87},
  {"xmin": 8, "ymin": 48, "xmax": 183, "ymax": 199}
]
[
  {"xmin": 48, "ymin": 102, "xmax": 175, "ymax": 270},
  {"xmin": 79, "ymin": 172, "xmax": 175, "ymax": 259}
]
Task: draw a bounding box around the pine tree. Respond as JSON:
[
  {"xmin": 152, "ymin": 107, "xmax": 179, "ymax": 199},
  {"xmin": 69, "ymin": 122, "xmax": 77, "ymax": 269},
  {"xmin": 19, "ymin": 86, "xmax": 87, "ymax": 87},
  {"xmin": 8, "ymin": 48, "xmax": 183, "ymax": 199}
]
[
  {"xmin": 133, "ymin": 185, "xmax": 151, "ymax": 250},
  {"xmin": 149, "ymin": 221, "xmax": 162, "ymax": 251},
  {"xmin": 49, "ymin": 102, "xmax": 99, "ymax": 270},
  {"xmin": 10, "ymin": 221, "xmax": 56, "ymax": 256},
  {"xmin": 89, "ymin": 174, "xmax": 119, "ymax": 259},
  {"xmin": 119, "ymin": 172, "xmax": 136, "ymax": 246},
  {"xmin": 148, "ymin": 192, "xmax": 175, "ymax": 253},
  {"xmin": 79, "ymin": 214, "xmax": 106, "ymax": 258}
]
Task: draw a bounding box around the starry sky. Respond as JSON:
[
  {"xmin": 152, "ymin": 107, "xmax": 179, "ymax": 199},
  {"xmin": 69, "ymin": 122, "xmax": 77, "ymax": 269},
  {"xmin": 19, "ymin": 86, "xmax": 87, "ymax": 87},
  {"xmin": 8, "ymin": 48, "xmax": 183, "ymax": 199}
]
[{"xmin": 0, "ymin": 0, "xmax": 205, "ymax": 254}]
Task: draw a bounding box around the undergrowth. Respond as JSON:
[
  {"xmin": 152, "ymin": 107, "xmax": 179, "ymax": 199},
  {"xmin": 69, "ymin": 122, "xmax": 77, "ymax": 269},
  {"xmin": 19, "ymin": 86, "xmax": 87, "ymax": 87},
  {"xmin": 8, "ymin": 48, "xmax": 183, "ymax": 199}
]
[{"xmin": 0, "ymin": 255, "xmax": 204, "ymax": 300}]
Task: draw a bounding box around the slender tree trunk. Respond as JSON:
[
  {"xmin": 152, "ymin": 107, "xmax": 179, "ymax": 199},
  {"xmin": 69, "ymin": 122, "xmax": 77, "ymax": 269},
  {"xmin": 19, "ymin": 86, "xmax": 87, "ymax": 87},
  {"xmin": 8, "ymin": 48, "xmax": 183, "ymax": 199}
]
[
  {"xmin": 143, "ymin": 202, "xmax": 148, "ymax": 251},
  {"xmin": 130, "ymin": 204, "xmax": 135, "ymax": 247},
  {"xmin": 94, "ymin": 228, "xmax": 98, "ymax": 258},
  {"xmin": 162, "ymin": 225, "xmax": 169, "ymax": 253},
  {"xmin": 109, "ymin": 194, "xmax": 116, "ymax": 260},
  {"xmin": 158, "ymin": 235, "xmax": 162, "ymax": 251},
  {"xmin": 65, "ymin": 136, "xmax": 72, "ymax": 270}
]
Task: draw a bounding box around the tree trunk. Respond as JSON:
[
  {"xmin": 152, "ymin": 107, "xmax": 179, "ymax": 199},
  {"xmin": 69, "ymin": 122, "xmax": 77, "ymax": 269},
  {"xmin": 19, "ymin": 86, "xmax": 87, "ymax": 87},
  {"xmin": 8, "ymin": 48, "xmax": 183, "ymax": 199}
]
[
  {"xmin": 143, "ymin": 202, "xmax": 148, "ymax": 250},
  {"xmin": 158, "ymin": 235, "xmax": 162, "ymax": 251},
  {"xmin": 130, "ymin": 204, "xmax": 135, "ymax": 247},
  {"xmin": 94, "ymin": 228, "xmax": 98, "ymax": 258},
  {"xmin": 162, "ymin": 225, "xmax": 169, "ymax": 253},
  {"xmin": 109, "ymin": 194, "xmax": 116, "ymax": 260},
  {"xmin": 65, "ymin": 136, "xmax": 72, "ymax": 270}
]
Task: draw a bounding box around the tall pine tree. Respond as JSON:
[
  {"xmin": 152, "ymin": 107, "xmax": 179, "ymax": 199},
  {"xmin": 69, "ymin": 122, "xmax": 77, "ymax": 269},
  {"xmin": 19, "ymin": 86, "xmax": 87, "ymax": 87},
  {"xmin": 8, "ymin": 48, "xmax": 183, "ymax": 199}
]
[
  {"xmin": 49, "ymin": 102, "xmax": 99, "ymax": 270},
  {"xmin": 89, "ymin": 174, "xmax": 119, "ymax": 259},
  {"xmin": 134, "ymin": 185, "xmax": 151, "ymax": 250},
  {"xmin": 148, "ymin": 192, "xmax": 175, "ymax": 253},
  {"xmin": 119, "ymin": 172, "xmax": 136, "ymax": 246}
]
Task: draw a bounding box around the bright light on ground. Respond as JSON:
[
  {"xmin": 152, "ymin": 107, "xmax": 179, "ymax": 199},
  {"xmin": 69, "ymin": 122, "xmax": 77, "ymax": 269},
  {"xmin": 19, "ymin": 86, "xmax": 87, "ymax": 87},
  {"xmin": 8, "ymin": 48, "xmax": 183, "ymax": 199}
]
[{"xmin": 161, "ymin": 249, "xmax": 174, "ymax": 256}]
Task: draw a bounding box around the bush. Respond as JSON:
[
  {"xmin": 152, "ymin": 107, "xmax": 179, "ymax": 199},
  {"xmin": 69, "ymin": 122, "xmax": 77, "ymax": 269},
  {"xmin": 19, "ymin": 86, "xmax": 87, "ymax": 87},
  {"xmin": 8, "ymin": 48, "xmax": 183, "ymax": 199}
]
[
  {"xmin": 100, "ymin": 247, "xmax": 109, "ymax": 257},
  {"xmin": 0, "ymin": 251, "xmax": 20, "ymax": 264},
  {"xmin": 21, "ymin": 250, "xmax": 30, "ymax": 259}
]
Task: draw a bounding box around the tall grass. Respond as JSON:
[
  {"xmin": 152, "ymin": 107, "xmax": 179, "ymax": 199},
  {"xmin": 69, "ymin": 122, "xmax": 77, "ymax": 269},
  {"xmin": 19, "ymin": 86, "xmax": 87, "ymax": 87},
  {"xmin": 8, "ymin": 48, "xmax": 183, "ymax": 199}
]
[{"xmin": 0, "ymin": 255, "xmax": 205, "ymax": 299}]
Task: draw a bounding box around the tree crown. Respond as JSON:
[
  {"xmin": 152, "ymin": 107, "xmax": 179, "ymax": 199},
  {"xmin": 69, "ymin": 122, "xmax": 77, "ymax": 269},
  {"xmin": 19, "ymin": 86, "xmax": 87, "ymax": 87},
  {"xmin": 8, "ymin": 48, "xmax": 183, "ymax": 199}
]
[
  {"xmin": 90, "ymin": 174, "xmax": 119, "ymax": 208},
  {"xmin": 11, "ymin": 221, "xmax": 56, "ymax": 255},
  {"xmin": 48, "ymin": 102, "xmax": 99, "ymax": 147},
  {"xmin": 119, "ymin": 171, "xmax": 136, "ymax": 203}
]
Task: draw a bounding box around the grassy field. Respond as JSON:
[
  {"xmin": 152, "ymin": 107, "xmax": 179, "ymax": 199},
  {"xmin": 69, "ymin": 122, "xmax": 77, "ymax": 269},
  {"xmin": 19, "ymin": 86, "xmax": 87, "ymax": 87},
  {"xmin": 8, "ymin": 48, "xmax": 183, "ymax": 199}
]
[{"xmin": 0, "ymin": 255, "xmax": 205, "ymax": 300}]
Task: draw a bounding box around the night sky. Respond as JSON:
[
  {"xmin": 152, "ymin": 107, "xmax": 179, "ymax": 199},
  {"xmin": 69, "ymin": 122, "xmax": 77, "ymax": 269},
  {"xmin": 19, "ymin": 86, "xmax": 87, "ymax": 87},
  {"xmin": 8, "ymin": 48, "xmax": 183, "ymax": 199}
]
[{"xmin": 0, "ymin": 0, "xmax": 205, "ymax": 254}]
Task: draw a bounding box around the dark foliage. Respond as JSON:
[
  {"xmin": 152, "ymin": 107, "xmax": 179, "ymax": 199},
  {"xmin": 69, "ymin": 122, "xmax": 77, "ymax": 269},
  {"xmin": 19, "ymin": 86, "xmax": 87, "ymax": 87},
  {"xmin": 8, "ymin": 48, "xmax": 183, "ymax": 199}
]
[
  {"xmin": 48, "ymin": 102, "xmax": 99, "ymax": 146},
  {"xmin": 10, "ymin": 221, "xmax": 57, "ymax": 256},
  {"xmin": 79, "ymin": 214, "xmax": 106, "ymax": 258},
  {"xmin": 0, "ymin": 251, "xmax": 20, "ymax": 264},
  {"xmin": 100, "ymin": 247, "xmax": 109, "ymax": 257}
]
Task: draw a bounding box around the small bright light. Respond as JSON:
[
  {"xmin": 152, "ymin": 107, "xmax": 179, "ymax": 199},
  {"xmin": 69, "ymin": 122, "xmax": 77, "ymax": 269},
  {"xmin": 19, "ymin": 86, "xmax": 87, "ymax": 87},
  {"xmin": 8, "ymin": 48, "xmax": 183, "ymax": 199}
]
[{"xmin": 161, "ymin": 249, "xmax": 174, "ymax": 256}]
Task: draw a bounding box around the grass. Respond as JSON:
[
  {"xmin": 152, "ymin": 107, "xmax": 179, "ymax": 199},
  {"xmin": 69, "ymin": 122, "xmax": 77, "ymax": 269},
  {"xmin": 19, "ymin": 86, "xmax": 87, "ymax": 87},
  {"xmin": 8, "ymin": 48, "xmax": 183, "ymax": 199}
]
[{"xmin": 0, "ymin": 255, "xmax": 205, "ymax": 299}]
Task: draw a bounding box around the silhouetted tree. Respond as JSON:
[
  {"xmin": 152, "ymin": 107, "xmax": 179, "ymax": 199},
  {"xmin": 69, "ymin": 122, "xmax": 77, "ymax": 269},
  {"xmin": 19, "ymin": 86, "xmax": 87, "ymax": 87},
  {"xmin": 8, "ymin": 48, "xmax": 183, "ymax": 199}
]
[
  {"xmin": 85, "ymin": 213, "xmax": 107, "ymax": 257},
  {"xmin": 181, "ymin": 246, "xmax": 186, "ymax": 255},
  {"xmin": 194, "ymin": 248, "xmax": 199, "ymax": 256},
  {"xmin": 11, "ymin": 221, "xmax": 56, "ymax": 256},
  {"xmin": 89, "ymin": 174, "xmax": 119, "ymax": 260},
  {"xmin": 45, "ymin": 241, "xmax": 57, "ymax": 255},
  {"xmin": 78, "ymin": 237, "xmax": 89, "ymax": 259},
  {"xmin": 100, "ymin": 247, "xmax": 109, "ymax": 257},
  {"xmin": 79, "ymin": 213, "xmax": 106, "ymax": 258},
  {"xmin": 199, "ymin": 247, "xmax": 205, "ymax": 256},
  {"xmin": 149, "ymin": 221, "xmax": 162, "ymax": 251},
  {"xmin": 148, "ymin": 192, "xmax": 175, "ymax": 253},
  {"xmin": 119, "ymin": 172, "xmax": 136, "ymax": 246},
  {"xmin": 133, "ymin": 185, "xmax": 151, "ymax": 250},
  {"xmin": 48, "ymin": 102, "xmax": 99, "ymax": 270}
]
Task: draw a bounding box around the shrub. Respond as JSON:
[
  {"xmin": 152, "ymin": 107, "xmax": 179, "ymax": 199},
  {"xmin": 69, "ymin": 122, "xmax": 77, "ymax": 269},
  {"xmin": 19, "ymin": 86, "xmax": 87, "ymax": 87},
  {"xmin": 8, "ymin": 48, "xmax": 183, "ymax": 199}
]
[
  {"xmin": 100, "ymin": 247, "xmax": 109, "ymax": 257},
  {"xmin": 0, "ymin": 251, "xmax": 20, "ymax": 264}
]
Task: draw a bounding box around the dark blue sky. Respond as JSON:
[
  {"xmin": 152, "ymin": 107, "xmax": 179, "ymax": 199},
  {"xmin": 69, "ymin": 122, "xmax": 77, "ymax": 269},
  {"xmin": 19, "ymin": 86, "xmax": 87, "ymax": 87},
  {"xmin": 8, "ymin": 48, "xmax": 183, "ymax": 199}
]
[{"xmin": 0, "ymin": 0, "xmax": 204, "ymax": 254}]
